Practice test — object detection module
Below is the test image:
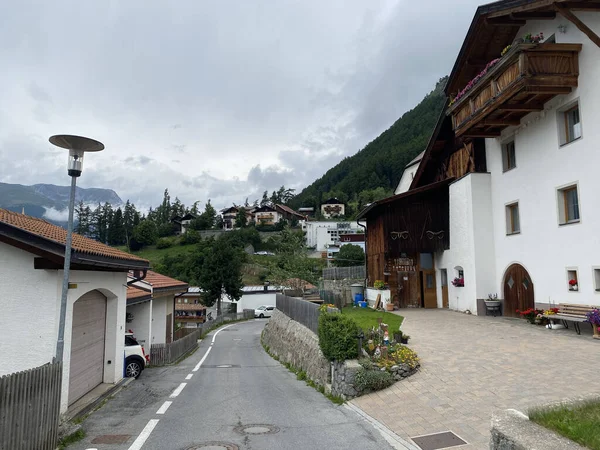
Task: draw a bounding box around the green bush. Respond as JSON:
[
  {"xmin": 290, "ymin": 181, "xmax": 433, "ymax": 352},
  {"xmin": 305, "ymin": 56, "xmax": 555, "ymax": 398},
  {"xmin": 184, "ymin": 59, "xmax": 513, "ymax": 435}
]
[
  {"xmin": 180, "ymin": 230, "xmax": 201, "ymax": 245},
  {"xmin": 354, "ymin": 367, "xmax": 395, "ymax": 392},
  {"xmin": 156, "ymin": 238, "xmax": 173, "ymax": 249},
  {"xmin": 318, "ymin": 312, "xmax": 360, "ymax": 361}
]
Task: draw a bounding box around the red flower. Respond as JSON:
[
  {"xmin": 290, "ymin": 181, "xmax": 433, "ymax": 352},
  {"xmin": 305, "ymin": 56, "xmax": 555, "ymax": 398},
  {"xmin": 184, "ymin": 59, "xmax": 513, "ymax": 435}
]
[{"xmin": 569, "ymin": 279, "xmax": 578, "ymax": 286}]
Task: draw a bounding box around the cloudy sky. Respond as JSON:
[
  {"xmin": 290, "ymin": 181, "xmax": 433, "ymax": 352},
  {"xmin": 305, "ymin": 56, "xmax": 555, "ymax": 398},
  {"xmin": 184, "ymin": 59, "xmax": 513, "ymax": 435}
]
[{"xmin": 0, "ymin": 0, "xmax": 482, "ymax": 211}]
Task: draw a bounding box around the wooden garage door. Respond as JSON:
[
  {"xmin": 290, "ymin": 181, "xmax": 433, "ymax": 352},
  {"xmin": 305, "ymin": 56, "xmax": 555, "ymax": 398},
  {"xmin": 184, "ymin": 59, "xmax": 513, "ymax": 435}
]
[{"xmin": 69, "ymin": 290, "xmax": 106, "ymax": 405}]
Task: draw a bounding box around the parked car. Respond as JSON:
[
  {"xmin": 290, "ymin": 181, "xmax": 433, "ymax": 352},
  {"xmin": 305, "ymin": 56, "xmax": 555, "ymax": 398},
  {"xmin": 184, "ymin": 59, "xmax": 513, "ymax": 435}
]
[
  {"xmin": 124, "ymin": 332, "xmax": 148, "ymax": 378},
  {"xmin": 254, "ymin": 305, "xmax": 275, "ymax": 318}
]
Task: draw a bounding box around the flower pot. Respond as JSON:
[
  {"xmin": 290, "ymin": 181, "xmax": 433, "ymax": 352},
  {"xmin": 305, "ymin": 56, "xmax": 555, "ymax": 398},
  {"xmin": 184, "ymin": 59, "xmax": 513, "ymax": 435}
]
[
  {"xmin": 386, "ymin": 304, "xmax": 394, "ymax": 311},
  {"xmin": 400, "ymin": 338, "xmax": 409, "ymax": 344},
  {"xmin": 594, "ymin": 324, "xmax": 600, "ymax": 339}
]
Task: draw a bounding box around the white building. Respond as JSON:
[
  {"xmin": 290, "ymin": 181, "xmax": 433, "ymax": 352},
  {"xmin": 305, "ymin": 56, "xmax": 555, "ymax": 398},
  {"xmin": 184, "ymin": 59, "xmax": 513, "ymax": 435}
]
[
  {"xmin": 361, "ymin": 0, "xmax": 600, "ymax": 317},
  {"xmin": 220, "ymin": 285, "xmax": 282, "ymax": 312},
  {"xmin": 304, "ymin": 221, "xmax": 362, "ymax": 251},
  {"xmin": 394, "ymin": 151, "xmax": 424, "ymax": 195},
  {"xmin": 0, "ymin": 209, "xmax": 149, "ymax": 412}
]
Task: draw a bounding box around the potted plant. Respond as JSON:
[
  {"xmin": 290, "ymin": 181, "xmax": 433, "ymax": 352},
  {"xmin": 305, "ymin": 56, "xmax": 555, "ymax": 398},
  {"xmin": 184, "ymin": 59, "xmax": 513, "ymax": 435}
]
[
  {"xmin": 517, "ymin": 308, "xmax": 544, "ymax": 324},
  {"xmin": 585, "ymin": 309, "xmax": 600, "ymax": 339},
  {"xmin": 374, "ymin": 280, "xmax": 385, "ymax": 290},
  {"xmin": 569, "ymin": 279, "xmax": 579, "ymax": 291},
  {"xmin": 451, "ymin": 277, "xmax": 464, "ymax": 287},
  {"xmin": 485, "ymin": 293, "xmax": 501, "ymax": 307}
]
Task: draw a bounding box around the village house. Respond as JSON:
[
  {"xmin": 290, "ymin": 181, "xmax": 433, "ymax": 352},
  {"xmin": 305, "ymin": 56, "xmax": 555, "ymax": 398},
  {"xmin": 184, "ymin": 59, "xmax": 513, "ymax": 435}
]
[
  {"xmin": 127, "ymin": 270, "xmax": 189, "ymax": 345},
  {"xmin": 0, "ymin": 209, "xmax": 149, "ymax": 412},
  {"xmin": 170, "ymin": 213, "xmax": 196, "ymax": 234},
  {"xmin": 320, "ymin": 197, "xmax": 345, "ymax": 218},
  {"xmin": 175, "ymin": 287, "xmax": 207, "ymax": 329},
  {"xmin": 360, "ymin": 0, "xmax": 600, "ymax": 316}
]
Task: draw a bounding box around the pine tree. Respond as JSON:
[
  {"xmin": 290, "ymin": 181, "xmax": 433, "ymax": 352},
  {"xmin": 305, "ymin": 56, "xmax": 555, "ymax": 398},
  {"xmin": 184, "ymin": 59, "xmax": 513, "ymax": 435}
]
[
  {"xmin": 75, "ymin": 201, "xmax": 90, "ymax": 236},
  {"xmin": 108, "ymin": 207, "xmax": 126, "ymax": 245},
  {"xmin": 260, "ymin": 191, "xmax": 270, "ymax": 206}
]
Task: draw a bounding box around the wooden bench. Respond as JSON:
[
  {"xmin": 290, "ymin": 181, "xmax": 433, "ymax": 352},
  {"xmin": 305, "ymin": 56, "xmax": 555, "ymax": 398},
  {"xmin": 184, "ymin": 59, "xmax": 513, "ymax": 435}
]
[{"xmin": 544, "ymin": 303, "xmax": 597, "ymax": 335}]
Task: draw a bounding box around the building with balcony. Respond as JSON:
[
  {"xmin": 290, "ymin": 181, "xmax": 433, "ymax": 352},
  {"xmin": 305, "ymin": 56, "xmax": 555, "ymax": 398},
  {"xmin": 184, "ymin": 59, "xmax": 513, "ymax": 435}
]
[{"xmin": 360, "ymin": 0, "xmax": 600, "ymax": 316}]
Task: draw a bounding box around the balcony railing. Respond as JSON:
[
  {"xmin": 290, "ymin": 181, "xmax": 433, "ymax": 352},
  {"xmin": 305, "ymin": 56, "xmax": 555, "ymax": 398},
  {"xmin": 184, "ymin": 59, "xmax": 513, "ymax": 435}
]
[
  {"xmin": 175, "ymin": 316, "xmax": 206, "ymax": 322},
  {"xmin": 447, "ymin": 43, "xmax": 581, "ymax": 138}
]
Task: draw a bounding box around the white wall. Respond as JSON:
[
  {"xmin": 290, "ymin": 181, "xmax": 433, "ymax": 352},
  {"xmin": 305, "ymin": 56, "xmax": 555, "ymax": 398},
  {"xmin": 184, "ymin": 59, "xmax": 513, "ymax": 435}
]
[
  {"xmin": 126, "ymin": 300, "xmax": 152, "ymax": 348},
  {"xmin": 151, "ymin": 295, "xmax": 169, "ymax": 344},
  {"xmin": 221, "ymin": 292, "xmax": 277, "ymax": 311},
  {"xmin": 0, "ymin": 242, "xmax": 128, "ymax": 412},
  {"xmin": 484, "ymin": 14, "xmax": 600, "ymax": 306},
  {"xmin": 394, "ymin": 164, "xmax": 420, "ymax": 194}
]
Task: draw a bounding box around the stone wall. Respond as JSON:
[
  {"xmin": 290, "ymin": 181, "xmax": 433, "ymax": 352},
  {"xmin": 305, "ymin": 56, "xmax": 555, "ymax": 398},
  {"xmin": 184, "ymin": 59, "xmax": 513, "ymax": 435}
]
[
  {"xmin": 490, "ymin": 409, "xmax": 585, "ymax": 450},
  {"xmin": 261, "ymin": 309, "xmax": 330, "ymax": 386},
  {"xmin": 322, "ymin": 279, "xmax": 364, "ymax": 306}
]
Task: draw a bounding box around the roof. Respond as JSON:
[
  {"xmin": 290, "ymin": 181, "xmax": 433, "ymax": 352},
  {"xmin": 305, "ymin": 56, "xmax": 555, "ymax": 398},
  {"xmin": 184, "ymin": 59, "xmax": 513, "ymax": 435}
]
[
  {"xmin": 0, "ymin": 208, "xmax": 149, "ymax": 269},
  {"xmin": 254, "ymin": 205, "xmax": 276, "ymax": 213},
  {"xmin": 126, "ymin": 285, "xmax": 152, "ymax": 305},
  {"xmin": 130, "ymin": 270, "xmax": 189, "ymax": 293},
  {"xmin": 276, "ymin": 204, "xmax": 306, "ymax": 219},
  {"xmin": 221, "ymin": 206, "xmax": 239, "ymax": 214},
  {"xmin": 241, "ymin": 285, "xmax": 283, "ymax": 293},
  {"xmin": 322, "ymin": 197, "xmax": 343, "ymax": 205},
  {"xmin": 298, "ymin": 207, "xmax": 315, "ymax": 211},
  {"xmin": 357, "ymin": 178, "xmax": 454, "ymax": 220},
  {"xmin": 406, "ymin": 151, "xmax": 425, "ymax": 168}
]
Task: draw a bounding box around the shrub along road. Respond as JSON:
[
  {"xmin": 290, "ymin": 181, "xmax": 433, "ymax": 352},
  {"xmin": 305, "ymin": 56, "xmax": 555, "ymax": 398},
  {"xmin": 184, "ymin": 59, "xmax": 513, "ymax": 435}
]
[{"xmin": 70, "ymin": 320, "xmax": 397, "ymax": 450}]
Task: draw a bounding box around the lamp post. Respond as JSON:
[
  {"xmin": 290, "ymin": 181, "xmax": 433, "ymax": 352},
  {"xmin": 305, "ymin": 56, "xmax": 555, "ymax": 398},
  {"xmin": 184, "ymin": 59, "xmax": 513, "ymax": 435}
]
[{"xmin": 49, "ymin": 134, "xmax": 104, "ymax": 363}]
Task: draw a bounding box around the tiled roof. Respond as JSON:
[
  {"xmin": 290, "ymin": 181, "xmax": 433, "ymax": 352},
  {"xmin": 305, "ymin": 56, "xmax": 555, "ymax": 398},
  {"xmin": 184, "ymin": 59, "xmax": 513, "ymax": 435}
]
[
  {"xmin": 276, "ymin": 204, "xmax": 306, "ymax": 218},
  {"xmin": 133, "ymin": 270, "xmax": 189, "ymax": 291},
  {"xmin": 127, "ymin": 285, "xmax": 151, "ymax": 300},
  {"xmin": 0, "ymin": 209, "xmax": 149, "ymax": 264}
]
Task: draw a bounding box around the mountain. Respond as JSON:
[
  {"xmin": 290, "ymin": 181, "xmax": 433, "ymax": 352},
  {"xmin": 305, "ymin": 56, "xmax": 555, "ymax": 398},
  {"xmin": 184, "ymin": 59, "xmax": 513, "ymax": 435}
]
[
  {"xmin": 0, "ymin": 182, "xmax": 122, "ymax": 219},
  {"xmin": 291, "ymin": 77, "xmax": 447, "ymax": 210}
]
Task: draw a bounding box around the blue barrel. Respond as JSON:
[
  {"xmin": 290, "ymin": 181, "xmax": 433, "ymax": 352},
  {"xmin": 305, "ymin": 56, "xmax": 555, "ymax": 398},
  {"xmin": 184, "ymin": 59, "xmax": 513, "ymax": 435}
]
[{"xmin": 354, "ymin": 293, "xmax": 364, "ymax": 306}]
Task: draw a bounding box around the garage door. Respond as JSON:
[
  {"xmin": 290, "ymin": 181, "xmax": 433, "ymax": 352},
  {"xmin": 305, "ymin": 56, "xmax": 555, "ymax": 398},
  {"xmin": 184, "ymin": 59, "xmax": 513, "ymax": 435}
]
[{"xmin": 69, "ymin": 290, "xmax": 106, "ymax": 405}]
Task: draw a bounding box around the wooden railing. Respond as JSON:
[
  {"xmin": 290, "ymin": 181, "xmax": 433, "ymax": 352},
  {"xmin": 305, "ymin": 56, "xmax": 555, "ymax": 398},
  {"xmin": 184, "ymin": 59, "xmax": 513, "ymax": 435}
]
[
  {"xmin": 0, "ymin": 362, "xmax": 62, "ymax": 450},
  {"xmin": 448, "ymin": 43, "xmax": 581, "ymax": 137}
]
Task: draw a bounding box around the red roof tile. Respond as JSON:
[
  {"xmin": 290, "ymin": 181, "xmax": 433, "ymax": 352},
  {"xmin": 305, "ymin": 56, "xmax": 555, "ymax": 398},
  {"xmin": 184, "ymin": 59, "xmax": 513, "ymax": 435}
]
[
  {"xmin": 0, "ymin": 209, "xmax": 149, "ymax": 264},
  {"xmin": 131, "ymin": 270, "xmax": 188, "ymax": 291},
  {"xmin": 127, "ymin": 285, "xmax": 151, "ymax": 300}
]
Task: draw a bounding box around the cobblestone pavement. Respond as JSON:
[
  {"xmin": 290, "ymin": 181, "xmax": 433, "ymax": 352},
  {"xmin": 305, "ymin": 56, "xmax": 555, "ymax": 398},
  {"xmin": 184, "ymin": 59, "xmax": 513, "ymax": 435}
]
[{"xmin": 350, "ymin": 309, "xmax": 600, "ymax": 449}]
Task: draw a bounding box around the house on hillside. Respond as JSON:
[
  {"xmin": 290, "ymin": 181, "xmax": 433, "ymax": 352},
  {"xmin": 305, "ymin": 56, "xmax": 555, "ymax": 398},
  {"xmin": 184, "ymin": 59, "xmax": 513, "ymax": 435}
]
[
  {"xmin": 275, "ymin": 204, "xmax": 307, "ymax": 225},
  {"xmin": 171, "ymin": 213, "xmax": 196, "ymax": 234},
  {"xmin": 174, "ymin": 288, "xmax": 207, "ymax": 329},
  {"xmin": 127, "ymin": 270, "xmax": 189, "ymax": 345},
  {"xmin": 253, "ymin": 205, "xmax": 280, "ymax": 226},
  {"xmin": 0, "ymin": 209, "xmax": 150, "ymax": 412},
  {"xmin": 359, "ymin": 0, "xmax": 600, "ymax": 317},
  {"xmin": 394, "ymin": 151, "xmax": 424, "ymax": 194},
  {"xmin": 221, "ymin": 206, "xmax": 239, "ymax": 230},
  {"xmin": 320, "ymin": 198, "xmax": 345, "ymax": 218}
]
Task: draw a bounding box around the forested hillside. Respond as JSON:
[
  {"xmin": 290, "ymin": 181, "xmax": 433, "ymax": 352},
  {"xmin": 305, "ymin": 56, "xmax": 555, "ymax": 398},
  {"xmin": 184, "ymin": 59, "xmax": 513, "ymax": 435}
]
[{"xmin": 290, "ymin": 77, "xmax": 447, "ymax": 214}]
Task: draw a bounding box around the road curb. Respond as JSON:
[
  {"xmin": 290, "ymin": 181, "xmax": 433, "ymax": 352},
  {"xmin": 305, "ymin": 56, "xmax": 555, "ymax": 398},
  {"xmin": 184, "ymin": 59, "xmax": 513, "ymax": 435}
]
[{"xmin": 345, "ymin": 402, "xmax": 419, "ymax": 450}]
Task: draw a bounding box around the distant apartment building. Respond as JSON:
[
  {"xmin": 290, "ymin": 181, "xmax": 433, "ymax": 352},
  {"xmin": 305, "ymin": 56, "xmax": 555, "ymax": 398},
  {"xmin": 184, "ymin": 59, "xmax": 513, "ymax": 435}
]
[{"xmin": 304, "ymin": 221, "xmax": 362, "ymax": 251}]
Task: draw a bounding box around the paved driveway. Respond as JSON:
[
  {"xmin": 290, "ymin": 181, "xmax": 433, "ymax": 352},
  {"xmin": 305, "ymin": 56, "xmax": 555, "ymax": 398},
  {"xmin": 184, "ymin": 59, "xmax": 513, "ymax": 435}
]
[{"xmin": 351, "ymin": 309, "xmax": 600, "ymax": 449}]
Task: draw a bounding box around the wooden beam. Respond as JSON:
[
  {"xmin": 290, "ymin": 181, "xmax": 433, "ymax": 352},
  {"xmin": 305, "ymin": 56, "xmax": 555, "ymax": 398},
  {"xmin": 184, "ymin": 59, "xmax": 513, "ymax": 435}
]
[
  {"xmin": 563, "ymin": 2, "xmax": 600, "ymax": 11},
  {"xmin": 511, "ymin": 11, "xmax": 557, "ymax": 20},
  {"xmin": 488, "ymin": 0, "xmax": 562, "ymax": 18},
  {"xmin": 555, "ymin": 3, "xmax": 600, "ymax": 48},
  {"xmin": 462, "ymin": 130, "xmax": 502, "ymax": 138},
  {"xmin": 499, "ymin": 103, "xmax": 545, "ymax": 111},
  {"xmin": 486, "ymin": 17, "xmax": 526, "ymax": 25},
  {"xmin": 481, "ymin": 119, "xmax": 522, "ymax": 126},
  {"xmin": 529, "ymin": 86, "xmax": 573, "ymax": 94}
]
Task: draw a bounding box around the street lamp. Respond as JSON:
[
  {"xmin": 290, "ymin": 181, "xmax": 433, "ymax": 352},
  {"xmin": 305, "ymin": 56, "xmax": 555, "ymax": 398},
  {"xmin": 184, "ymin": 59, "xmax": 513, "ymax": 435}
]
[{"xmin": 49, "ymin": 134, "xmax": 104, "ymax": 363}]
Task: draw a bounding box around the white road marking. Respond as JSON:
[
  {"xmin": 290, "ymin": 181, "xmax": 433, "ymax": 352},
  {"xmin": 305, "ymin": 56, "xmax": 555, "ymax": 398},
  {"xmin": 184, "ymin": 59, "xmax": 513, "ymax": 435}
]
[
  {"xmin": 127, "ymin": 419, "xmax": 159, "ymax": 450},
  {"xmin": 156, "ymin": 401, "xmax": 172, "ymax": 415},
  {"xmin": 211, "ymin": 323, "xmax": 235, "ymax": 343},
  {"xmin": 169, "ymin": 383, "xmax": 187, "ymax": 398},
  {"xmin": 193, "ymin": 347, "xmax": 212, "ymax": 372},
  {"xmin": 185, "ymin": 373, "xmax": 193, "ymax": 380}
]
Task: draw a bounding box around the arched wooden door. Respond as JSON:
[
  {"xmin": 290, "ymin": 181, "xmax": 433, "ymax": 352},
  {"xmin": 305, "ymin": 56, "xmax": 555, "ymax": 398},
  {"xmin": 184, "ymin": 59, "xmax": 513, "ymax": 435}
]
[{"xmin": 503, "ymin": 264, "xmax": 534, "ymax": 317}]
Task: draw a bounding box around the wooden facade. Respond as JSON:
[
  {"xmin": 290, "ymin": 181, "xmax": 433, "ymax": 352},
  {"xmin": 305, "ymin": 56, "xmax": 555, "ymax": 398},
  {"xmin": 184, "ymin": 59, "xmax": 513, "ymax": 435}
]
[
  {"xmin": 363, "ymin": 180, "xmax": 451, "ymax": 308},
  {"xmin": 448, "ymin": 43, "xmax": 582, "ymax": 138}
]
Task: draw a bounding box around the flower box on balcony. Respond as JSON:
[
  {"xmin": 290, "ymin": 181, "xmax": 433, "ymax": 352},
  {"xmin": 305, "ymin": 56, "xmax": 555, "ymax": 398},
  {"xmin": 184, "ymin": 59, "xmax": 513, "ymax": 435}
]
[{"xmin": 447, "ymin": 43, "xmax": 581, "ymax": 138}]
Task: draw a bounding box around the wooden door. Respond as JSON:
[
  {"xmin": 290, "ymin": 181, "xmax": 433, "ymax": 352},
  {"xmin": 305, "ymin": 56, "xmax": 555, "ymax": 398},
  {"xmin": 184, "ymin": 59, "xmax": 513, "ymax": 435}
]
[
  {"xmin": 440, "ymin": 269, "xmax": 449, "ymax": 308},
  {"xmin": 420, "ymin": 253, "xmax": 437, "ymax": 308},
  {"xmin": 503, "ymin": 264, "xmax": 534, "ymax": 317}
]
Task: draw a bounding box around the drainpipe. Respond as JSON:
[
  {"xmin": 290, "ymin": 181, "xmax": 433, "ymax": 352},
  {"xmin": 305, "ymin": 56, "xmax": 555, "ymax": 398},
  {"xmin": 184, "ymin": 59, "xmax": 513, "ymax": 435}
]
[{"xmin": 127, "ymin": 268, "xmax": 148, "ymax": 286}]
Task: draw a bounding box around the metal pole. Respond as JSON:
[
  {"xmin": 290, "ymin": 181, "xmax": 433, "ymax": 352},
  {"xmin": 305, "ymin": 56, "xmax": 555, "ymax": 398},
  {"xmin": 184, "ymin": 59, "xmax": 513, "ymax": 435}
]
[{"xmin": 56, "ymin": 175, "xmax": 77, "ymax": 362}]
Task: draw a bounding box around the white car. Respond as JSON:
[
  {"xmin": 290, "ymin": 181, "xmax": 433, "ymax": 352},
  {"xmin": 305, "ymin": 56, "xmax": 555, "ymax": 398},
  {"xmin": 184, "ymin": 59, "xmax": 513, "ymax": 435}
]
[
  {"xmin": 254, "ymin": 305, "xmax": 275, "ymax": 318},
  {"xmin": 124, "ymin": 332, "xmax": 148, "ymax": 378}
]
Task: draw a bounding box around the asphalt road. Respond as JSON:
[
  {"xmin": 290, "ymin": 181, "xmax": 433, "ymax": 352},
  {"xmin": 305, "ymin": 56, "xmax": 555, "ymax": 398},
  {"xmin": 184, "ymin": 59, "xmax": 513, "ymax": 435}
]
[{"xmin": 72, "ymin": 319, "xmax": 396, "ymax": 450}]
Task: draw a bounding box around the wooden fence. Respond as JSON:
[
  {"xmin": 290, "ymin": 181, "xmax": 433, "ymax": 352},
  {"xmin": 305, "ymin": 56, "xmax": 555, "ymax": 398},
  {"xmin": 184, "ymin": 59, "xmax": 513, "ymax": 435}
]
[
  {"xmin": 322, "ymin": 265, "xmax": 365, "ymax": 280},
  {"xmin": 152, "ymin": 310, "xmax": 255, "ymax": 366},
  {"xmin": 276, "ymin": 294, "xmax": 320, "ymax": 334},
  {"xmin": 0, "ymin": 362, "xmax": 62, "ymax": 450}
]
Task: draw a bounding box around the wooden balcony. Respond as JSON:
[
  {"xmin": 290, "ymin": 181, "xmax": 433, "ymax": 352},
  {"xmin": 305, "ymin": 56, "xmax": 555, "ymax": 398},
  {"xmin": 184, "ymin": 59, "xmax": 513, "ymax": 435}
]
[{"xmin": 448, "ymin": 43, "xmax": 581, "ymax": 138}]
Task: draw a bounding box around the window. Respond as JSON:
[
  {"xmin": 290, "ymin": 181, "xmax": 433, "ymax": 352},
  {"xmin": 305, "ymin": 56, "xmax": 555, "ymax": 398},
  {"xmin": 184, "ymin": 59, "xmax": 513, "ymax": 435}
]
[
  {"xmin": 567, "ymin": 269, "xmax": 579, "ymax": 291},
  {"xmin": 184, "ymin": 298, "xmax": 188, "ymax": 303},
  {"xmin": 593, "ymin": 268, "xmax": 600, "ymax": 292},
  {"xmin": 558, "ymin": 102, "xmax": 582, "ymax": 145},
  {"xmin": 505, "ymin": 202, "xmax": 520, "ymax": 235},
  {"xmin": 557, "ymin": 185, "xmax": 580, "ymax": 225},
  {"xmin": 502, "ymin": 141, "xmax": 516, "ymax": 172}
]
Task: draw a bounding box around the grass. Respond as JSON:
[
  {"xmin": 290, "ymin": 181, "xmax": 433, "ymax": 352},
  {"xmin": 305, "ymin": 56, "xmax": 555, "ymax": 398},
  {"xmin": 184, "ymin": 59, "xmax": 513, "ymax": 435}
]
[
  {"xmin": 529, "ymin": 399, "xmax": 600, "ymax": 449},
  {"xmin": 341, "ymin": 306, "xmax": 403, "ymax": 332},
  {"xmin": 57, "ymin": 429, "xmax": 85, "ymax": 449}
]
